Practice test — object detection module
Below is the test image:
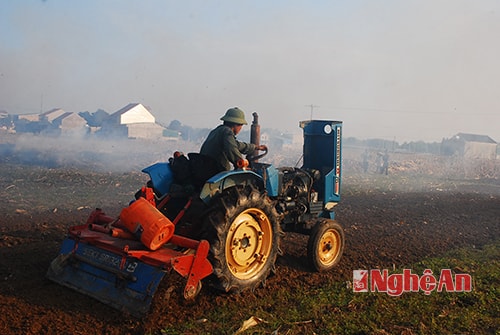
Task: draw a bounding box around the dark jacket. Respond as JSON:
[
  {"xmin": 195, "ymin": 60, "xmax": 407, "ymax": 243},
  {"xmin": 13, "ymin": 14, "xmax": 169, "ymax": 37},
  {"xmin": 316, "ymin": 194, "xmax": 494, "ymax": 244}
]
[{"xmin": 200, "ymin": 124, "xmax": 257, "ymax": 171}]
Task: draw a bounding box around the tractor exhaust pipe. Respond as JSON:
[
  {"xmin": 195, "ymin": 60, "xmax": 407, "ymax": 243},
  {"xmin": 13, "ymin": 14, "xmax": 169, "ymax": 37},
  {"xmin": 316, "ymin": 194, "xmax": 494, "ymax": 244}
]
[{"xmin": 250, "ymin": 112, "xmax": 260, "ymax": 161}]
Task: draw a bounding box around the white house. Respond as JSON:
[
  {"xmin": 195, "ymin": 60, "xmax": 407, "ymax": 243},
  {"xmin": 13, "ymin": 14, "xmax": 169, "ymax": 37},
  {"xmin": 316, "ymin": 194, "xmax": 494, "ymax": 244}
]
[
  {"xmin": 52, "ymin": 112, "xmax": 88, "ymax": 135},
  {"xmin": 40, "ymin": 108, "xmax": 67, "ymax": 123},
  {"xmin": 17, "ymin": 113, "xmax": 40, "ymax": 122},
  {"xmin": 102, "ymin": 103, "xmax": 166, "ymax": 140},
  {"xmin": 108, "ymin": 103, "xmax": 155, "ymax": 124},
  {"xmin": 441, "ymin": 133, "xmax": 497, "ymax": 160}
]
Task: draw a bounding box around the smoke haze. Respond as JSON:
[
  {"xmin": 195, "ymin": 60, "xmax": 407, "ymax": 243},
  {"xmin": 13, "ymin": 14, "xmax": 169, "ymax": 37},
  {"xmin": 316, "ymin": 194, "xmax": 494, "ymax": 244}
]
[{"xmin": 1, "ymin": 0, "xmax": 499, "ymax": 142}]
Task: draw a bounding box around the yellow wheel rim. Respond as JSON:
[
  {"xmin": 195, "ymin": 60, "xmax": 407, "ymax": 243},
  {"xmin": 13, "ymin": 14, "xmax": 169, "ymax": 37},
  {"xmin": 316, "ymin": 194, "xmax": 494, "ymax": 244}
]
[
  {"xmin": 225, "ymin": 208, "xmax": 273, "ymax": 280},
  {"xmin": 317, "ymin": 229, "xmax": 341, "ymax": 266}
]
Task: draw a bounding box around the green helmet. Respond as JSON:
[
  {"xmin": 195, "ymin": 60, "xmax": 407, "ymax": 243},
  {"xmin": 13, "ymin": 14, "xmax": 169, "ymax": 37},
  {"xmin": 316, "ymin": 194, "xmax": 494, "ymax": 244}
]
[{"xmin": 220, "ymin": 107, "xmax": 248, "ymax": 125}]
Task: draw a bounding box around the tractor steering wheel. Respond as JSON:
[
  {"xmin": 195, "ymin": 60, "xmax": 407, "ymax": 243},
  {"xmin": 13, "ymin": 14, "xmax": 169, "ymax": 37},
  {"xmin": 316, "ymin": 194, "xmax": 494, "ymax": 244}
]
[{"xmin": 247, "ymin": 147, "xmax": 268, "ymax": 162}]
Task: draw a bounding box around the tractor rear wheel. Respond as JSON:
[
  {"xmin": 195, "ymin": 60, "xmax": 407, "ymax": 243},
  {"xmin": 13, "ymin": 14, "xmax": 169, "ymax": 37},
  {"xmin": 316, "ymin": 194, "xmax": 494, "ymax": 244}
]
[
  {"xmin": 203, "ymin": 185, "xmax": 281, "ymax": 293},
  {"xmin": 307, "ymin": 219, "xmax": 344, "ymax": 272}
]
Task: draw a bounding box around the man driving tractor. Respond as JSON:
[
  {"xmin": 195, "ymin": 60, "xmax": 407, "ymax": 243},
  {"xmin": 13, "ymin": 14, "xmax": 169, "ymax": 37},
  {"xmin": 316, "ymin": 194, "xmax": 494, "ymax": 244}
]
[{"xmin": 200, "ymin": 107, "xmax": 267, "ymax": 172}]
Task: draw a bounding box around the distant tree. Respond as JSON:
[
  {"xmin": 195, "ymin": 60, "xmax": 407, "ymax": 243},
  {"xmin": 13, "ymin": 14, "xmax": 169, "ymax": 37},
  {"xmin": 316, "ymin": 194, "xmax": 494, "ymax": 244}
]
[
  {"xmin": 92, "ymin": 109, "xmax": 109, "ymax": 126},
  {"xmin": 366, "ymin": 138, "xmax": 394, "ymax": 150},
  {"xmin": 168, "ymin": 120, "xmax": 182, "ymax": 131},
  {"xmin": 412, "ymin": 141, "xmax": 428, "ymax": 153},
  {"xmin": 165, "ymin": 120, "xmax": 194, "ymax": 140},
  {"xmin": 179, "ymin": 125, "xmax": 194, "ymax": 141},
  {"xmin": 192, "ymin": 128, "xmax": 211, "ymax": 143},
  {"xmin": 79, "ymin": 109, "xmax": 109, "ymax": 127},
  {"xmin": 400, "ymin": 141, "xmax": 441, "ymax": 154},
  {"xmin": 344, "ymin": 137, "xmax": 364, "ymax": 147},
  {"xmin": 79, "ymin": 111, "xmax": 92, "ymax": 123}
]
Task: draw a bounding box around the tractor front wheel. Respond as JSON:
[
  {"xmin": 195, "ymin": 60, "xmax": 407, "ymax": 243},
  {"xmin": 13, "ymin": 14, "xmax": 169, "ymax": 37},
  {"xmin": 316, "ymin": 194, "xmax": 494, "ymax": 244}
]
[
  {"xmin": 307, "ymin": 219, "xmax": 344, "ymax": 272},
  {"xmin": 203, "ymin": 185, "xmax": 281, "ymax": 293}
]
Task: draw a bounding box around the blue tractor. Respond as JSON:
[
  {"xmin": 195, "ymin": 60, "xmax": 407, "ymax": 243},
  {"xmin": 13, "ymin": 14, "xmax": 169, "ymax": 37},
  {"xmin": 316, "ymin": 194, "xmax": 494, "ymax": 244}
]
[{"xmin": 47, "ymin": 115, "xmax": 345, "ymax": 316}]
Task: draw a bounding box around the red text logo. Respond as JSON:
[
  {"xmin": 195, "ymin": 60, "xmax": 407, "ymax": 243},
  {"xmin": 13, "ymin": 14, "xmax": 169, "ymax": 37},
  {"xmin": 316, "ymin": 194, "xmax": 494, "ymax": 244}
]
[{"xmin": 353, "ymin": 269, "xmax": 472, "ymax": 296}]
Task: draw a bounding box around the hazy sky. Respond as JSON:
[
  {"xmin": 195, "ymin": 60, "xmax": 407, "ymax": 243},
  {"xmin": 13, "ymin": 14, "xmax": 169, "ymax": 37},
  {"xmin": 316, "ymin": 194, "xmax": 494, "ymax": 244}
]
[{"xmin": 1, "ymin": 0, "xmax": 499, "ymax": 142}]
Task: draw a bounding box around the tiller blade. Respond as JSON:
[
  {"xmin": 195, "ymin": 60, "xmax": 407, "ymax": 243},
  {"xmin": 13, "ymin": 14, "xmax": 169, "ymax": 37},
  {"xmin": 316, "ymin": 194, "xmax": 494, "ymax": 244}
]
[{"xmin": 46, "ymin": 224, "xmax": 212, "ymax": 317}]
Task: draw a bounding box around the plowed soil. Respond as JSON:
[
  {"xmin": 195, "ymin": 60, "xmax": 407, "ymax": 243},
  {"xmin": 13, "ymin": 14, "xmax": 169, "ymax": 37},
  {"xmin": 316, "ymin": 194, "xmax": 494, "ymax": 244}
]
[{"xmin": 0, "ymin": 160, "xmax": 499, "ymax": 335}]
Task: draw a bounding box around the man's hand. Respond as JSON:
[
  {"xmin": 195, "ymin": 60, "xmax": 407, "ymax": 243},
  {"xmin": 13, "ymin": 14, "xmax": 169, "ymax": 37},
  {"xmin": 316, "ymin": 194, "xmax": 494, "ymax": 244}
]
[{"xmin": 257, "ymin": 145, "xmax": 268, "ymax": 151}]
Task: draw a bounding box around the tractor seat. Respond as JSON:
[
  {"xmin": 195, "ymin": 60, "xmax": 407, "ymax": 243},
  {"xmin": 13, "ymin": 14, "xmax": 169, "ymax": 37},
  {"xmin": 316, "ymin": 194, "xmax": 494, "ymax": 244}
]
[{"xmin": 169, "ymin": 152, "xmax": 223, "ymax": 191}]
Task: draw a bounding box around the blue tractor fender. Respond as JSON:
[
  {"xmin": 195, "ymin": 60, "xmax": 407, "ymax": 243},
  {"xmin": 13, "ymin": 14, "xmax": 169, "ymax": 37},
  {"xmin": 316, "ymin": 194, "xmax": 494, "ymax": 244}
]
[{"xmin": 199, "ymin": 169, "xmax": 266, "ymax": 205}]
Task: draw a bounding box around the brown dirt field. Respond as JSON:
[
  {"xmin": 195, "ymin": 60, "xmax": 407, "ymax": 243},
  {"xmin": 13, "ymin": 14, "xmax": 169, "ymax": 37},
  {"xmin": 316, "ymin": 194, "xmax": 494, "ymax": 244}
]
[{"xmin": 0, "ymin": 162, "xmax": 499, "ymax": 335}]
